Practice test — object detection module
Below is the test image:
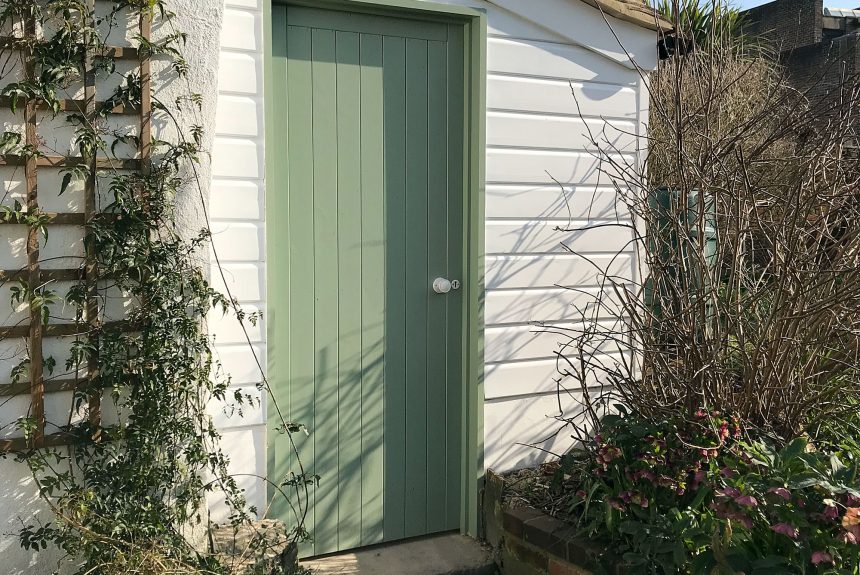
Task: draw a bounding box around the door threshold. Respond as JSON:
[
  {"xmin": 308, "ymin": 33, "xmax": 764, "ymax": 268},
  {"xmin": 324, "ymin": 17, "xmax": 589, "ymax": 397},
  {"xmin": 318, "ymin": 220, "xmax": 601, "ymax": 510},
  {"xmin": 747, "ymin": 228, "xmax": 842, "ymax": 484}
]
[{"xmin": 301, "ymin": 532, "xmax": 497, "ymax": 575}]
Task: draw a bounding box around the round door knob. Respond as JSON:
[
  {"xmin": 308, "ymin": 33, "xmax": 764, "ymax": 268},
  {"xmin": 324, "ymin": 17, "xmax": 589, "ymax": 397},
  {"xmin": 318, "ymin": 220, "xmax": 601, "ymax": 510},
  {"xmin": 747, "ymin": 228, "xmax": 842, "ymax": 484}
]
[{"xmin": 433, "ymin": 277, "xmax": 452, "ymax": 294}]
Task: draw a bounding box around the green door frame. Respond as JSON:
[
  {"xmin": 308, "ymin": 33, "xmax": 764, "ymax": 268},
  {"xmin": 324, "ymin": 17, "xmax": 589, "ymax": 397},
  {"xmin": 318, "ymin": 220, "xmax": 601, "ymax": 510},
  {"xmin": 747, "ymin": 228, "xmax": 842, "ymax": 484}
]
[{"xmin": 263, "ymin": 0, "xmax": 487, "ymax": 538}]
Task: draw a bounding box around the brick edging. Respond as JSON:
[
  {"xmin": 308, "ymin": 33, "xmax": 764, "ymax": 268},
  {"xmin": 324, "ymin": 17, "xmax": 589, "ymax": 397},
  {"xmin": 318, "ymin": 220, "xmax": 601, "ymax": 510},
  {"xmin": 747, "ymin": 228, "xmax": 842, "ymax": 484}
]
[{"xmin": 501, "ymin": 506, "xmax": 609, "ymax": 572}]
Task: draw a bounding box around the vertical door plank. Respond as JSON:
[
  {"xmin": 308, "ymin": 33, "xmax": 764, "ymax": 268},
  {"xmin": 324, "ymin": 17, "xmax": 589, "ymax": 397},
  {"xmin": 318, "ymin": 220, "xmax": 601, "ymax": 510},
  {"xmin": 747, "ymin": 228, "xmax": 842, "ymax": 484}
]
[
  {"xmin": 311, "ymin": 28, "xmax": 340, "ymax": 555},
  {"xmin": 359, "ymin": 32, "xmax": 386, "ymax": 547},
  {"xmin": 285, "ymin": 24, "xmax": 317, "ymax": 548},
  {"xmin": 335, "ymin": 30, "xmax": 363, "ymax": 551},
  {"xmin": 404, "ymin": 38, "xmax": 429, "ymax": 537},
  {"xmin": 269, "ymin": 5, "xmax": 292, "ymax": 518},
  {"xmin": 425, "ymin": 40, "xmax": 449, "ymax": 533},
  {"xmin": 445, "ymin": 25, "xmax": 466, "ymax": 529},
  {"xmin": 382, "ymin": 35, "xmax": 408, "ymax": 542}
]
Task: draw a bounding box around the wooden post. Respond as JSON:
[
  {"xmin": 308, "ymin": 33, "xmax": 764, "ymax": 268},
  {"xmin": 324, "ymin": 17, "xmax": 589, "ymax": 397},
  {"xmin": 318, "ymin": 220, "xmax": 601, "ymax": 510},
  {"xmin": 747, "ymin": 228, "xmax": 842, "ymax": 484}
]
[
  {"xmin": 24, "ymin": 13, "xmax": 45, "ymax": 447},
  {"xmin": 84, "ymin": 0, "xmax": 101, "ymax": 437},
  {"xmin": 140, "ymin": 12, "xmax": 152, "ymax": 175}
]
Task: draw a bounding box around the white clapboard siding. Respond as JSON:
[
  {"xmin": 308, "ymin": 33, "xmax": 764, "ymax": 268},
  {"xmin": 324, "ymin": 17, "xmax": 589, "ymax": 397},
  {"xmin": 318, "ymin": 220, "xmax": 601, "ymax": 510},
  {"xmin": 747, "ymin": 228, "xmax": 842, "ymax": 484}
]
[
  {"xmin": 488, "ymin": 37, "xmax": 636, "ymax": 85},
  {"xmin": 484, "ymin": 391, "xmax": 589, "ymax": 471},
  {"xmin": 487, "ymin": 148, "xmax": 634, "ymax": 186},
  {"xmin": 485, "ymin": 287, "xmax": 625, "ymax": 326},
  {"xmin": 485, "ymin": 185, "xmax": 630, "ymax": 220},
  {"xmin": 485, "ymin": 351, "xmax": 632, "ymax": 399},
  {"xmin": 485, "ymin": 220, "xmax": 635, "ymax": 255},
  {"xmin": 487, "ymin": 111, "xmax": 637, "ymax": 152},
  {"xmin": 486, "ymin": 253, "xmax": 635, "ymax": 290},
  {"xmin": 485, "ymin": 320, "xmax": 626, "ymax": 363},
  {"xmin": 463, "ymin": 0, "xmax": 650, "ymax": 472},
  {"xmin": 488, "ymin": 75, "xmax": 638, "ymax": 119},
  {"xmin": 207, "ymin": 0, "xmax": 267, "ymax": 519}
]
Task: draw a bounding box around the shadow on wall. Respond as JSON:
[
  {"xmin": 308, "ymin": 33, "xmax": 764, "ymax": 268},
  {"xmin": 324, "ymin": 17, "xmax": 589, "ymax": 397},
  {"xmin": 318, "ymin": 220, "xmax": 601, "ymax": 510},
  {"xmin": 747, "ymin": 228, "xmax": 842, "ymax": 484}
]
[{"xmin": 0, "ymin": 459, "xmax": 63, "ymax": 575}]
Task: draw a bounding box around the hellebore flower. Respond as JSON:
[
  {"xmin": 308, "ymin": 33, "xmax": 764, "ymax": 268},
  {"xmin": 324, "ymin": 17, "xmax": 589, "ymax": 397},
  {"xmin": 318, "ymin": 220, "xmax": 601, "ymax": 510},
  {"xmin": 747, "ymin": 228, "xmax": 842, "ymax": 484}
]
[
  {"xmin": 724, "ymin": 510, "xmax": 753, "ymax": 529},
  {"xmin": 734, "ymin": 495, "xmax": 758, "ymax": 508},
  {"xmin": 720, "ymin": 487, "xmax": 741, "ymax": 498},
  {"xmin": 823, "ymin": 501, "xmax": 840, "ymax": 521},
  {"xmin": 767, "ymin": 487, "xmax": 791, "ymax": 501},
  {"xmin": 771, "ymin": 523, "xmax": 799, "ymax": 539},
  {"xmin": 811, "ymin": 551, "xmax": 834, "ymax": 565},
  {"xmin": 839, "ymin": 529, "xmax": 858, "ymax": 545}
]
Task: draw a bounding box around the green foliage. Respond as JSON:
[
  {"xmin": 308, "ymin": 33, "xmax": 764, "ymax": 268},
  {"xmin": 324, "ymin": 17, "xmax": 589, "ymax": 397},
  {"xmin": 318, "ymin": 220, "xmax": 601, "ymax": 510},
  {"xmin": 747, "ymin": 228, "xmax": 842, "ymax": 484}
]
[
  {"xmin": 0, "ymin": 1, "xmax": 310, "ymax": 573},
  {"xmin": 553, "ymin": 411, "xmax": 860, "ymax": 574},
  {"xmin": 653, "ymin": 0, "xmax": 747, "ymax": 49}
]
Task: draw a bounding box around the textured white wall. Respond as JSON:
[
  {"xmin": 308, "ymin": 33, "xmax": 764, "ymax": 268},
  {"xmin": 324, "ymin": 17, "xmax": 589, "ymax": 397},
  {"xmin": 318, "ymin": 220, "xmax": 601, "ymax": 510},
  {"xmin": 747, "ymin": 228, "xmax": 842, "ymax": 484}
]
[{"xmin": 0, "ymin": 1, "xmax": 224, "ymax": 572}]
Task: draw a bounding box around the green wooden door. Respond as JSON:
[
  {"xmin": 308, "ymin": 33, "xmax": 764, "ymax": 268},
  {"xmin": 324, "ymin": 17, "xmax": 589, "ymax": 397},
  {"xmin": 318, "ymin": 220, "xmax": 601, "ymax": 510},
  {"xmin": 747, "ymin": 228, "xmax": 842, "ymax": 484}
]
[{"xmin": 269, "ymin": 4, "xmax": 466, "ymax": 556}]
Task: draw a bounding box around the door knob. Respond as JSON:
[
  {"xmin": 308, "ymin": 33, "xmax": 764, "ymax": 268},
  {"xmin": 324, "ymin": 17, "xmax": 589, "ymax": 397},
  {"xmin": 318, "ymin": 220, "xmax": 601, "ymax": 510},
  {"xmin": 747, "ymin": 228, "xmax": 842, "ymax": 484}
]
[{"xmin": 433, "ymin": 278, "xmax": 460, "ymax": 294}]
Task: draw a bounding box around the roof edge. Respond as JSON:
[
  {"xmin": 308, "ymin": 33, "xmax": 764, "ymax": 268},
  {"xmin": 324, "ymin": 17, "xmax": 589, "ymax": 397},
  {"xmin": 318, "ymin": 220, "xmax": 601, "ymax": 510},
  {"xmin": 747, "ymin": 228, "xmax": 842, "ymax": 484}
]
[{"xmin": 580, "ymin": 0, "xmax": 672, "ymax": 31}]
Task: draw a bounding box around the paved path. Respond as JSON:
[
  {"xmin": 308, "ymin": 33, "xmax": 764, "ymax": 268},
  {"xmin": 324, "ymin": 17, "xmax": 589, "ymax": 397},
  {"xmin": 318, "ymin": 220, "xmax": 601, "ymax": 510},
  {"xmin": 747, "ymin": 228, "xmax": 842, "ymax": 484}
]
[{"xmin": 302, "ymin": 533, "xmax": 497, "ymax": 575}]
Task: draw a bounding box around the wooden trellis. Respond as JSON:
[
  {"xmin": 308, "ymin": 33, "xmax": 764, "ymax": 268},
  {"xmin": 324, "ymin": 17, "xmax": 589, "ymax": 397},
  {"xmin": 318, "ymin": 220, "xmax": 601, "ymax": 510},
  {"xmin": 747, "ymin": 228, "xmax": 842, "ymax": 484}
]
[{"xmin": 0, "ymin": 3, "xmax": 152, "ymax": 451}]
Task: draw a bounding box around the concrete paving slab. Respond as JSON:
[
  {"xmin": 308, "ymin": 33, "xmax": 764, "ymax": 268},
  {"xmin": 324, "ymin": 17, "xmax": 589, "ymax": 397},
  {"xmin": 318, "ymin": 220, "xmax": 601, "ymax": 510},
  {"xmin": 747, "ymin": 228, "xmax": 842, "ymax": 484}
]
[{"xmin": 302, "ymin": 533, "xmax": 498, "ymax": 575}]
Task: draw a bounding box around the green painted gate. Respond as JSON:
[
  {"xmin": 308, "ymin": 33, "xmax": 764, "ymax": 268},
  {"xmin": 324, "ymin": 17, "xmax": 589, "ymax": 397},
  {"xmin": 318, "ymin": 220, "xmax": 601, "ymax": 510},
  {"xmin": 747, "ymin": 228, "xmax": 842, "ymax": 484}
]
[{"xmin": 268, "ymin": 4, "xmax": 466, "ymax": 556}]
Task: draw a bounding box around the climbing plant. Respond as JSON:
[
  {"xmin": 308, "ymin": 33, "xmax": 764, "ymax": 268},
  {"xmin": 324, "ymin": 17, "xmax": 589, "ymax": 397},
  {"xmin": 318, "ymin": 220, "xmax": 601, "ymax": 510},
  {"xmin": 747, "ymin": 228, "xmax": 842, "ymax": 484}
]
[{"xmin": 0, "ymin": 1, "xmax": 310, "ymax": 573}]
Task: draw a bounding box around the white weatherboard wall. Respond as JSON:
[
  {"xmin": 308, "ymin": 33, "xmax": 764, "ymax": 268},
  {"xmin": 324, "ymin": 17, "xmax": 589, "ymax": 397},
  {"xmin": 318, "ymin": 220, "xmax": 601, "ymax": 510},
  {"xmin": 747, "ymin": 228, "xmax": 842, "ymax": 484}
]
[
  {"xmin": 421, "ymin": 0, "xmax": 655, "ymax": 471},
  {"xmin": 208, "ymin": 0, "xmax": 268, "ymax": 519},
  {"xmin": 205, "ymin": 0, "xmax": 658, "ymax": 503}
]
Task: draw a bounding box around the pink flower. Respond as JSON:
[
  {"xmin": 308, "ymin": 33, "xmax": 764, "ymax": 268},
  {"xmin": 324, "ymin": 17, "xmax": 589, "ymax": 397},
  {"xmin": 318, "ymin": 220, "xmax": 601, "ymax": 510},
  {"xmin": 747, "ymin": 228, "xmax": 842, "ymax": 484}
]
[
  {"xmin": 606, "ymin": 497, "xmax": 625, "ymax": 511},
  {"xmin": 823, "ymin": 504, "xmax": 840, "ymax": 521},
  {"xmin": 734, "ymin": 495, "xmax": 758, "ymax": 508},
  {"xmin": 634, "ymin": 469, "xmax": 656, "ymax": 483},
  {"xmin": 725, "ymin": 511, "xmax": 753, "ymax": 529},
  {"xmin": 767, "ymin": 487, "xmax": 791, "ymax": 500},
  {"xmin": 720, "ymin": 467, "xmax": 737, "ymax": 479},
  {"xmin": 771, "ymin": 523, "xmax": 799, "ymax": 539},
  {"xmin": 839, "ymin": 528, "xmax": 859, "ymax": 545},
  {"xmin": 720, "ymin": 487, "xmax": 741, "ymax": 498},
  {"xmin": 575, "ymin": 490, "xmax": 587, "ymax": 499},
  {"xmin": 811, "ymin": 551, "xmax": 834, "ymax": 565}
]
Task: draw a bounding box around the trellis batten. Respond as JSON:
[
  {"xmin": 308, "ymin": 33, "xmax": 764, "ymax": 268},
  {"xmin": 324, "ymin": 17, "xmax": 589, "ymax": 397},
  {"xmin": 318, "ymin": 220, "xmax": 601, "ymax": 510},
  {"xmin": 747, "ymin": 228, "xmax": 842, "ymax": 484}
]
[
  {"xmin": 24, "ymin": 14, "xmax": 45, "ymax": 448},
  {"xmin": 0, "ymin": 156, "xmax": 142, "ymax": 170},
  {"xmin": 0, "ymin": 9, "xmax": 152, "ymax": 452},
  {"xmin": 0, "ymin": 96, "xmax": 138, "ymax": 115},
  {"xmin": 0, "ymin": 37, "xmax": 139, "ymax": 61}
]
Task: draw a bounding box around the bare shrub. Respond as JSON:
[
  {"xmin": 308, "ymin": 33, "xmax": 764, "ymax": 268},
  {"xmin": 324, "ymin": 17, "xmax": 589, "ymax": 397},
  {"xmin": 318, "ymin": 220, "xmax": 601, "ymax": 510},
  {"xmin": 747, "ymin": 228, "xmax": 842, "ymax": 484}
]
[{"xmin": 552, "ymin": 1, "xmax": 860, "ymax": 443}]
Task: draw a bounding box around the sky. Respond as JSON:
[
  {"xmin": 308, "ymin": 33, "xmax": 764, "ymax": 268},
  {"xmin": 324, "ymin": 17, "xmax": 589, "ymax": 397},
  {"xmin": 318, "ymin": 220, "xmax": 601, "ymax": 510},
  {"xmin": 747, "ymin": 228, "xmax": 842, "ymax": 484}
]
[{"xmin": 737, "ymin": 0, "xmax": 858, "ymax": 7}]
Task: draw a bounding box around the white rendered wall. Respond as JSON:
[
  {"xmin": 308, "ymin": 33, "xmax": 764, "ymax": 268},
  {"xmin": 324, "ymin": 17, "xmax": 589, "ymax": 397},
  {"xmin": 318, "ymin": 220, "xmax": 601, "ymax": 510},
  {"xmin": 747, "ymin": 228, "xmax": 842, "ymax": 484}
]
[{"xmin": 0, "ymin": 1, "xmax": 226, "ymax": 571}]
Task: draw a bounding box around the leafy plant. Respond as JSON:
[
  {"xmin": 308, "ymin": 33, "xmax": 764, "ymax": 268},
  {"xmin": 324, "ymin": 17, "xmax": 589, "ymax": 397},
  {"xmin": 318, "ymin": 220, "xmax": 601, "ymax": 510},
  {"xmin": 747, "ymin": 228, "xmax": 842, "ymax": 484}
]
[
  {"xmin": 0, "ymin": 1, "xmax": 311, "ymax": 573},
  {"xmin": 549, "ymin": 411, "xmax": 860, "ymax": 574}
]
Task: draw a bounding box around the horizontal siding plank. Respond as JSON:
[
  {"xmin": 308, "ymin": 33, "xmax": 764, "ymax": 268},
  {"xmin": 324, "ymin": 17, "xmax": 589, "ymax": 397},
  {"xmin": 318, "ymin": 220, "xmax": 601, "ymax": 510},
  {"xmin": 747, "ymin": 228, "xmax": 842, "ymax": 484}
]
[
  {"xmin": 487, "ymin": 111, "xmax": 636, "ymax": 152},
  {"xmin": 485, "ymin": 352, "xmax": 631, "ymax": 399},
  {"xmin": 485, "ymin": 185, "xmax": 628, "ymax": 220},
  {"xmin": 485, "ymin": 220, "xmax": 635, "ymax": 255},
  {"xmin": 488, "ymin": 37, "xmax": 636, "ymax": 85},
  {"xmin": 483, "ymin": 392, "xmax": 588, "ymax": 471},
  {"xmin": 486, "ymin": 148, "xmax": 632, "ymax": 186},
  {"xmin": 487, "ymin": 75, "xmax": 637, "ymax": 119},
  {"xmin": 484, "ymin": 321, "xmax": 624, "ymax": 363},
  {"xmin": 485, "ymin": 287, "xmax": 624, "ymax": 326},
  {"xmin": 485, "ymin": 254, "xmax": 635, "ymax": 290}
]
